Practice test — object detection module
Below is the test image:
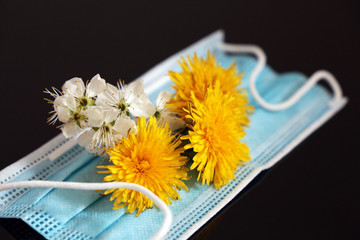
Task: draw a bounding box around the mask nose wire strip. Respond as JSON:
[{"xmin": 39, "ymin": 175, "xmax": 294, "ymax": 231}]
[
  {"xmin": 0, "ymin": 181, "xmax": 172, "ymax": 240},
  {"xmin": 48, "ymin": 137, "xmax": 79, "ymax": 162},
  {"xmin": 216, "ymin": 43, "xmax": 343, "ymax": 111}
]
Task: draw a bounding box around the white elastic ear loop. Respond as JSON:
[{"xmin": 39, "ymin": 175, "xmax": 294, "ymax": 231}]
[
  {"xmin": 0, "ymin": 181, "xmax": 172, "ymax": 240},
  {"xmin": 217, "ymin": 43, "xmax": 343, "ymax": 111}
]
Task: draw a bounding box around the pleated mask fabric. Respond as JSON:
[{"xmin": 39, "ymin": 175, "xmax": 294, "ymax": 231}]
[{"xmin": 0, "ymin": 30, "xmax": 347, "ymax": 240}]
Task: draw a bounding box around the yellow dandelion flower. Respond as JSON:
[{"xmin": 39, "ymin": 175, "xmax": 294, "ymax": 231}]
[
  {"xmin": 182, "ymin": 81, "xmax": 251, "ymax": 189},
  {"xmin": 168, "ymin": 51, "xmax": 245, "ymax": 119},
  {"xmin": 97, "ymin": 116, "xmax": 189, "ymax": 216}
]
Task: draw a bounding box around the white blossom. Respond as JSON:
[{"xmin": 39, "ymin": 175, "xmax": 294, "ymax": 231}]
[
  {"xmin": 96, "ymin": 80, "xmax": 155, "ymax": 118},
  {"xmin": 45, "ymin": 74, "xmax": 106, "ymax": 138},
  {"xmin": 154, "ymin": 91, "xmax": 185, "ymax": 131},
  {"xmin": 44, "ymin": 88, "xmax": 87, "ymax": 137},
  {"xmin": 62, "ymin": 74, "xmax": 106, "ymax": 110},
  {"xmin": 77, "ymin": 107, "xmax": 137, "ymax": 155},
  {"xmin": 56, "ymin": 95, "xmax": 88, "ymax": 138}
]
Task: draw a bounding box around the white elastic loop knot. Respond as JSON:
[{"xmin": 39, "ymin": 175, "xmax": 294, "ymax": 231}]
[
  {"xmin": 0, "ymin": 181, "xmax": 172, "ymax": 240},
  {"xmin": 217, "ymin": 42, "xmax": 343, "ymax": 111}
]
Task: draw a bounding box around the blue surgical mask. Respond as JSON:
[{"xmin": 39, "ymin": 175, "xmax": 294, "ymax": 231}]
[{"xmin": 0, "ymin": 30, "xmax": 347, "ymax": 240}]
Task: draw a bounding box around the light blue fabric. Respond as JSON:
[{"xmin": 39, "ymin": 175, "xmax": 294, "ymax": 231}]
[{"xmin": 0, "ymin": 32, "xmax": 343, "ymax": 240}]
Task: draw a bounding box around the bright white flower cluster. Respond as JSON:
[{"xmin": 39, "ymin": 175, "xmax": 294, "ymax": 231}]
[{"xmin": 45, "ymin": 74, "xmax": 185, "ymax": 155}]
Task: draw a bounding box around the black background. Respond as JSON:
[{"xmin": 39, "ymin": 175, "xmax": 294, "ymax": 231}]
[{"xmin": 1, "ymin": 0, "xmax": 359, "ymax": 239}]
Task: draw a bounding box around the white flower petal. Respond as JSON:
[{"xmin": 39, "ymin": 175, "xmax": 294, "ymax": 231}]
[
  {"xmin": 84, "ymin": 107, "xmax": 103, "ymax": 127},
  {"xmin": 162, "ymin": 112, "xmax": 185, "ymax": 131},
  {"xmin": 103, "ymin": 108, "xmax": 119, "ymax": 124},
  {"xmin": 124, "ymin": 80, "xmax": 146, "ymax": 104},
  {"xmin": 156, "ymin": 91, "xmax": 172, "ymax": 110},
  {"xmin": 57, "ymin": 106, "xmax": 71, "ymax": 122},
  {"xmin": 77, "ymin": 129, "xmax": 96, "ymax": 147},
  {"xmin": 96, "ymin": 83, "xmax": 120, "ymax": 107},
  {"xmin": 62, "ymin": 94, "xmax": 77, "ymax": 109},
  {"xmin": 53, "ymin": 95, "xmax": 76, "ymax": 110},
  {"xmin": 168, "ymin": 118, "xmax": 186, "ymax": 131},
  {"xmin": 61, "ymin": 121, "xmax": 80, "ymax": 138},
  {"xmin": 62, "ymin": 77, "xmax": 85, "ymax": 98},
  {"xmin": 128, "ymin": 98, "xmax": 156, "ymax": 118},
  {"xmin": 113, "ymin": 117, "xmax": 137, "ymax": 137},
  {"xmin": 86, "ymin": 74, "xmax": 106, "ymax": 97},
  {"xmin": 53, "ymin": 96, "xmax": 66, "ymax": 111}
]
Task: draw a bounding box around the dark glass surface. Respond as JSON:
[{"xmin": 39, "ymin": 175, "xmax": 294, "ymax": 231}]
[{"xmin": 0, "ymin": 0, "xmax": 359, "ymax": 239}]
